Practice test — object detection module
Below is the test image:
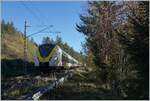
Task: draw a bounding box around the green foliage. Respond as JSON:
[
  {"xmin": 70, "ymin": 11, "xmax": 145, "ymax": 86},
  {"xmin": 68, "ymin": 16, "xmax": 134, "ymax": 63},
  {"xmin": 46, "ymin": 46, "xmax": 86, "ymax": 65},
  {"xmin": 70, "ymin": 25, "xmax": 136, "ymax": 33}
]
[
  {"xmin": 1, "ymin": 20, "xmax": 16, "ymax": 36},
  {"xmin": 42, "ymin": 36, "xmax": 55, "ymax": 44},
  {"xmin": 1, "ymin": 20, "xmax": 37, "ymax": 77},
  {"xmin": 1, "ymin": 20, "xmax": 37, "ymax": 61},
  {"xmin": 77, "ymin": 1, "xmax": 149, "ymax": 99},
  {"xmin": 116, "ymin": 1, "xmax": 149, "ymax": 99},
  {"xmin": 77, "ymin": 1, "xmax": 129, "ymax": 87}
]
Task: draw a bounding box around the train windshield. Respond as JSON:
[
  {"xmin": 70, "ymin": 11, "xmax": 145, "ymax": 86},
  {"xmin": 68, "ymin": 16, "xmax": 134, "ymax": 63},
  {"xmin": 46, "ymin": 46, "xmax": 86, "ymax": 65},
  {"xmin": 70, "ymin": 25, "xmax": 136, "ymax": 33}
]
[{"xmin": 39, "ymin": 44, "xmax": 55, "ymax": 57}]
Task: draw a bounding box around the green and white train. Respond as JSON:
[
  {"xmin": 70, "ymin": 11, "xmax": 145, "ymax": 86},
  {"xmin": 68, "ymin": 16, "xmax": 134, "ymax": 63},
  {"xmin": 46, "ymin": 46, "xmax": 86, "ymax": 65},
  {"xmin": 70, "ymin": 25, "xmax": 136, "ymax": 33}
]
[{"xmin": 34, "ymin": 43, "xmax": 80, "ymax": 72}]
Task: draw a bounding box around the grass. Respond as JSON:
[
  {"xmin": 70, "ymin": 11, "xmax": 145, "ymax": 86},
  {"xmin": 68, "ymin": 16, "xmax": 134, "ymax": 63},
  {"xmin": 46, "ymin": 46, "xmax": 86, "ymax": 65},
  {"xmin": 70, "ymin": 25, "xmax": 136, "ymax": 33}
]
[
  {"xmin": 1, "ymin": 32, "xmax": 37, "ymax": 61},
  {"xmin": 1, "ymin": 74, "xmax": 54, "ymax": 100},
  {"xmin": 40, "ymin": 69, "xmax": 122, "ymax": 100},
  {"xmin": 1, "ymin": 32, "xmax": 37, "ymax": 77},
  {"xmin": 1, "ymin": 59, "xmax": 37, "ymax": 78}
]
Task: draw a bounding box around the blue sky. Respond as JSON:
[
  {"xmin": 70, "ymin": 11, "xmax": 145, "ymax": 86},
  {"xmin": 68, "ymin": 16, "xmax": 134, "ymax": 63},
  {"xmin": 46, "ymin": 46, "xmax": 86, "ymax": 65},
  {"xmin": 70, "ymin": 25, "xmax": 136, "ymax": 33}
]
[{"xmin": 2, "ymin": 1, "xmax": 87, "ymax": 52}]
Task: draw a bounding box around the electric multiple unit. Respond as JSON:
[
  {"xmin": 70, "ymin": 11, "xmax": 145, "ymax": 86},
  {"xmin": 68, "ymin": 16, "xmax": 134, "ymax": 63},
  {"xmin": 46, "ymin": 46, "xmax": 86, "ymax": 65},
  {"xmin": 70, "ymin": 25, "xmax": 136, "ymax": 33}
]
[{"xmin": 34, "ymin": 43, "xmax": 80, "ymax": 72}]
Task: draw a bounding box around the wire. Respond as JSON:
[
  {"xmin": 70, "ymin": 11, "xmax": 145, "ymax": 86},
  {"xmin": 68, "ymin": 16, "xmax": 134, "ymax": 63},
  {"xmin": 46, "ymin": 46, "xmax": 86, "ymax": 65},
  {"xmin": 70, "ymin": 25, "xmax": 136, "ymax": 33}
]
[
  {"xmin": 20, "ymin": 1, "xmax": 61, "ymax": 38},
  {"xmin": 20, "ymin": 1, "xmax": 44, "ymax": 25},
  {"xmin": 27, "ymin": 25, "xmax": 53, "ymax": 38},
  {"xmin": 27, "ymin": 1, "xmax": 56, "ymax": 33},
  {"xmin": 28, "ymin": 0, "xmax": 48, "ymax": 25}
]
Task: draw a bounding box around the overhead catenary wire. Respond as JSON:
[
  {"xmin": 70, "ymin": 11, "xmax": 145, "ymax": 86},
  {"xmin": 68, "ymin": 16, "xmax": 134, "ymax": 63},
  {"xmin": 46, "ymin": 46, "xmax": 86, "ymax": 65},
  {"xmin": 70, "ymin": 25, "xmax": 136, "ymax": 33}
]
[
  {"xmin": 20, "ymin": 1, "xmax": 58, "ymax": 35},
  {"xmin": 27, "ymin": 25, "xmax": 53, "ymax": 38},
  {"xmin": 20, "ymin": 1, "xmax": 45, "ymax": 25},
  {"xmin": 21, "ymin": 0, "xmax": 52, "ymax": 27},
  {"xmin": 20, "ymin": 1, "xmax": 61, "ymax": 37},
  {"xmin": 27, "ymin": 1, "xmax": 59, "ymax": 34},
  {"xmin": 28, "ymin": 0, "xmax": 49, "ymax": 25}
]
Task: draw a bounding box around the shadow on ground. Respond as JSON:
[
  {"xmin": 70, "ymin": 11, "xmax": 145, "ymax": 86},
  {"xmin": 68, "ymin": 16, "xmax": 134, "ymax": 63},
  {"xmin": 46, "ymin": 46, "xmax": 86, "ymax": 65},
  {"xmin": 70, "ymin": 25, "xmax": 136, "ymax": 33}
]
[
  {"xmin": 40, "ymin": 72, "xmax": 122, "ymax": 100},
  {"xmin": 1, "ymin": 59, "xmax": 36, "ymax": 78}
]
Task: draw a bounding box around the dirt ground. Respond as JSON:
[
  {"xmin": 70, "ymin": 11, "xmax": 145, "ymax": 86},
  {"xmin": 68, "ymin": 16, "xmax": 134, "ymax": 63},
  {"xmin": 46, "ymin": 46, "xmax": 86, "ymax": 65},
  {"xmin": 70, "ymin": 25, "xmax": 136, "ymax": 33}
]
[{"xmin": 1, "ymin": 73, "xmax": 57, "ymax": 100}]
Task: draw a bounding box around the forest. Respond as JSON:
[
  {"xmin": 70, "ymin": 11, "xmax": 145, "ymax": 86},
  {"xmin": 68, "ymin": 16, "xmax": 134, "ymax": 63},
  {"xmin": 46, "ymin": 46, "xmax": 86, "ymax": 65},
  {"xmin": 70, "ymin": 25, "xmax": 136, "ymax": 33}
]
[
  {"xmin": 76, "ymin": 1, "xmax": 149, "ymax": 99},
  {"xmin": 1, "ymin": 1, "xmax": 149, "ymax": 100}
]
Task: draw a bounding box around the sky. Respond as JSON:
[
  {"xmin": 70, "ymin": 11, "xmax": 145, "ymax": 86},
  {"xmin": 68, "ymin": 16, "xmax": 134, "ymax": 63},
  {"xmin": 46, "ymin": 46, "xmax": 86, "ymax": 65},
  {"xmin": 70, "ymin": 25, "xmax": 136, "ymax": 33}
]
[{"xmin": 1, "ymin": 1, "xmax": 88, "ymax": 52}]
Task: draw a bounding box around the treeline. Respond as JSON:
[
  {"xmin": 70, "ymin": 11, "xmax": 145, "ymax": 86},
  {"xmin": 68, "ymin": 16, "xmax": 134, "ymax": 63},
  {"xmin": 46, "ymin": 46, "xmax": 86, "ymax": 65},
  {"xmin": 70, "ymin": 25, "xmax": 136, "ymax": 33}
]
[
  {"xmin": 1, "ymin": 20, "xmax": 37, "ymax": 60},
  {"xmin": 1, "ymin": 20, "xmax": 85, "ymax": 64},
  {"xmin": 1, "ymin": 20, "xmax": 17, "ymax": 35},
  {"xmin": 41, "ymin": 36, "xmax": 86, "ymax": 64},
  {"xmin": 1, "ymin": 20, "xmax": 37, "ymax": 45},
  {"xmin": 1, "ymin": 20, "xmax": 38, "ymax": 77},
  {"xmin": 77, "ymin": 1, "xmax": 149, "ymax": 99}
]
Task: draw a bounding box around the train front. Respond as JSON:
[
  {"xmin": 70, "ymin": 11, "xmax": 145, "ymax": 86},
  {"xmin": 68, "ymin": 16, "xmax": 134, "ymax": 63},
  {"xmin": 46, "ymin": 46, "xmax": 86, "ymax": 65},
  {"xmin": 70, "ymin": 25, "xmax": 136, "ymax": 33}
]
[{"xmin": 34, "ymin": 43, "xmax": 62, "ymax": 72}]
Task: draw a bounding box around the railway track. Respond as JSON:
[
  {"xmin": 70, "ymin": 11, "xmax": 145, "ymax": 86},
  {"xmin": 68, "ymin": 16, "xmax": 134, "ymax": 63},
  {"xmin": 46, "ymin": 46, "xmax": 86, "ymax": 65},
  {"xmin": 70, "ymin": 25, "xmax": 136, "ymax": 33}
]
[
  {"xmin": 29, "ymin": 71, "xmax": 73, "ymax": 100},
  {"xmin": 1, "ymin": 70, "xmax": 74, "ymax": 100}
]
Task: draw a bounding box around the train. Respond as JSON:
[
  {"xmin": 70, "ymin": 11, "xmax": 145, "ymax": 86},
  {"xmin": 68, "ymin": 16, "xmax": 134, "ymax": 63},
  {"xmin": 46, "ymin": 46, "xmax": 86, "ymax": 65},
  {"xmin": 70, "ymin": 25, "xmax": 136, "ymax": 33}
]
[{"xmin": 34, "ymin": 43, "xmax": 81, "ymax": 72}]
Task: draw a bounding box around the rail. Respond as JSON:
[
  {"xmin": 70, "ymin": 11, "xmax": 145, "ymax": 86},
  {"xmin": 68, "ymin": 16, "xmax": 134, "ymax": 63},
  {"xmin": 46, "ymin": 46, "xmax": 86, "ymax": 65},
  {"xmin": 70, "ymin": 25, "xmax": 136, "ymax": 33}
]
[{"xmin": 20, "ymin": 70, "xmax": 73, "ymax": 100}]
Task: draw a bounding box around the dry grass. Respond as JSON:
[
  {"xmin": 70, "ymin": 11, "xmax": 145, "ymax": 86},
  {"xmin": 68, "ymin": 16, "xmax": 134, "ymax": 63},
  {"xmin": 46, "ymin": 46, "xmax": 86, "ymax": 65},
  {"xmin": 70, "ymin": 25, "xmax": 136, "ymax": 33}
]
[
  {"xmin": 40, "ymin": 69, "xmax": 122, "ymax": 100},
  {"xmin": 1, "ymin": 74, "xmax": 55, "ymax": 100},
  {"xmin": 1, "ymin": 33, "xmax": 37, "ymax": 61},
  {"xmin": 1, "ymin": 32, "xmax": 37, "ymax": 77}
]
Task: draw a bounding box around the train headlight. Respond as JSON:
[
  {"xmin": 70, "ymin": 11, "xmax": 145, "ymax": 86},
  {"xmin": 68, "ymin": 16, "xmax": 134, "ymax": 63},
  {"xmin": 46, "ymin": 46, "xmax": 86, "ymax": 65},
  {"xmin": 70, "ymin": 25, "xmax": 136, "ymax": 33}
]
[{"xmin": 54, "ymin": 57, "xmax": 57, "ymax": 60}]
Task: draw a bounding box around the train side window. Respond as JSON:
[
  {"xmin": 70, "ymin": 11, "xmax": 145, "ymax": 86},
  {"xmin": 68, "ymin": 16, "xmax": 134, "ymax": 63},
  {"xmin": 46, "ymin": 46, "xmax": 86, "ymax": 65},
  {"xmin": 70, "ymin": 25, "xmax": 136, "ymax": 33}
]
[{"xmin": 62, "ymin": 55, "xmax": 69, "ymax": 64}]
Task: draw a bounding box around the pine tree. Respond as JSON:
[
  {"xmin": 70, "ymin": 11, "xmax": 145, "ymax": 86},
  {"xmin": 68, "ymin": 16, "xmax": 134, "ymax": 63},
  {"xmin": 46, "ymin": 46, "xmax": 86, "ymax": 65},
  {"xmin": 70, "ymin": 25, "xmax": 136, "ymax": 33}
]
[
  {"xmin": 76, "ymin": 1, "xmax": 148, "ymax": 98},
  {"xmin": 42, "ymin": 36, "xmax": 52, "ymax": 44},
  {"xmin": 117, "ymin": 1, "xmax": 149, "ymax": 99}
]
